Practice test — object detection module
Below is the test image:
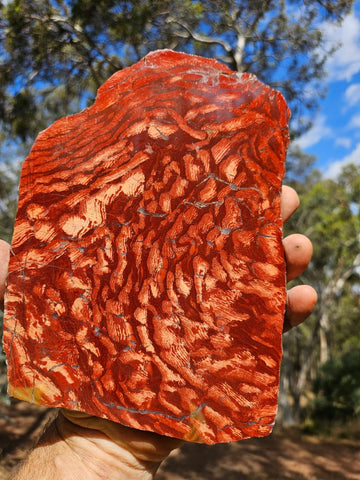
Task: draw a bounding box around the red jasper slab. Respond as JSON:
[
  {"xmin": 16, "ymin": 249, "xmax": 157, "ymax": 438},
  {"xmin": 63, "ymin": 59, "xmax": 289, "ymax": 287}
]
[{"xmin": 3, "ymin": 50, "xmax": 289, "ymax": 444}]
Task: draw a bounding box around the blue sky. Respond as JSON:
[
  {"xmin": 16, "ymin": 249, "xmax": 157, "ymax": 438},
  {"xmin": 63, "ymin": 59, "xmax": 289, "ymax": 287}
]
[
  {"xmin": 2, "ymin": 1, "xmax": 359, "ymax": 181},
  {"xmin": 294, "ymin": 1, "xmax": 360, "ymax": 178}
]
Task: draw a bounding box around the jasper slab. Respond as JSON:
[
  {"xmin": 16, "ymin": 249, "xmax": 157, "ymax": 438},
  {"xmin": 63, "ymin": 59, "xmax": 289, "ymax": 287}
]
[{"xmin": 3, "ymin": 50, "xmax": 289, "ymax": 444}]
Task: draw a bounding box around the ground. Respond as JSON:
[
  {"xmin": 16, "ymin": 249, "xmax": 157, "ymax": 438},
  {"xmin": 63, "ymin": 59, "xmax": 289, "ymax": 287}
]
[{"xmin": 0, "ymin": 400, "xmax": 359, "ymax": 480}]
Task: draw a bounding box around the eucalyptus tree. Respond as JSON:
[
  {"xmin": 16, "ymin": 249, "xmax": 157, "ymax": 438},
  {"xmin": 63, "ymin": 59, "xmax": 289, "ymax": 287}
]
[
  {"xmin": 281, "ymin": 164, "xmax": 360, "ymax": 424},
  {"xmin": 0, "ymin": 0, "xmax": 354, "ymax": 144}
]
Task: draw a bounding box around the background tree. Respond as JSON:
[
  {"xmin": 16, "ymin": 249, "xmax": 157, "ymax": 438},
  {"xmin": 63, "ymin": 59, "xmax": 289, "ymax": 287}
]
[
  {"xmin": 310, "ymin": 346, "xmax": 360, "ymax": 432},
  {"xmin": 0, "ymin": 0, "xmax": 354, "ymax": 147},
  {"xmin": 280, "ymin": 164, "xmax": 360, "ymax": 425}
]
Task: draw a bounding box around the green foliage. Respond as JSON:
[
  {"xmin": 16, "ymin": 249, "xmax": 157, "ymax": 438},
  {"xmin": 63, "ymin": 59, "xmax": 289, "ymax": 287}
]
[
  {"xmin": 330, "ymin": 294, "xmax": 360, "ymax": 356},
  {"xmin": 282, "ymin": 164, "xmax": 360, "ymax": 426},
  {"xmin": 285, "ymin": 164, "xmax": 360, "ymax": 282},
  {"xmin": 311, "ymin": 346, "xmax": 360, "ymax": 425},
  {"xmin": 0, "ymin": 0, "xmax": 355, "ymax": 147},
  {"xmin": 0, "ymin": 159, "xmax": 20, "ymax": 242}
]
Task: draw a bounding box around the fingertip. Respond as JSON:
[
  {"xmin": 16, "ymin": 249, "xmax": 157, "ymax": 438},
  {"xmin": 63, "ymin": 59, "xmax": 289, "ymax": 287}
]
[
  {"xmin": 283, "ymin": 233, "xmax": 313, "ymax": 281},
  {"xmin": 289, "ymin": 284, "xmax": 318, "ymax": 308},
  {"xmin": 284, "ymin": 285, "xmax": 317, "ymax": 332},
  {"xmin": 0, "ymin": 240, "xmax": 10, "ymax": 307},
  {"xmin": 281, "ymin": 185, "xmax": 300, "ymax": 222}
]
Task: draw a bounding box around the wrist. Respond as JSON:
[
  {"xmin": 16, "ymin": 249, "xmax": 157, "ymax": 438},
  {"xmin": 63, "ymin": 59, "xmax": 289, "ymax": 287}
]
[
  {"xmin": 11, "ymin": 416, "xmax": 93, "ymax": 480},
  {"xmin": 12, "ymin": 409, "xmax": 182, "ymax": 480},
  {"xmin": 54, "ymin": 411, "xmax": 163, "ymax": 480}
]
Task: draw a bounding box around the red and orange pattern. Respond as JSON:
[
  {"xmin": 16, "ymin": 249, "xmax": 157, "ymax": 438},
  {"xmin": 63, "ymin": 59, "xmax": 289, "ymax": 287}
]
[{"xmin": 3, "ymin": 50, "xmax": 289, "ymax": 444}]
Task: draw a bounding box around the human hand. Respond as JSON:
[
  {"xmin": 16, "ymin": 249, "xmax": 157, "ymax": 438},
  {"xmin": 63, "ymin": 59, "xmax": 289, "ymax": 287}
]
[
  {"xmin": 281, "ymin": 186, "xmax": 317, "ymax": 332},
  {"xmin": 0, "ymin": 185, "xmax": 316, "ymax": 479}
]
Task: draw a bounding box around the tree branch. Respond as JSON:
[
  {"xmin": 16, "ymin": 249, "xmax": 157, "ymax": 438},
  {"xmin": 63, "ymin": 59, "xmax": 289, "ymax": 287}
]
[
  {"xmin": 28, "ymin": 11, "xmax": 122, "ymax": 78},
  {"xmin": 166, "ymin": 17, "xmax": 233, "ymax": 53}
]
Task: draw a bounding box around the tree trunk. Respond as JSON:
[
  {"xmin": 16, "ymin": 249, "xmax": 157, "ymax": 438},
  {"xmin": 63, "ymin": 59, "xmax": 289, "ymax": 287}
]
[
  {"xmin": 319, "ymin": 323, "xmax": 329, "ymax": 365},
  {"xmin": 278, "ymin": 368, "xmax": 296, "ymax": 426}
]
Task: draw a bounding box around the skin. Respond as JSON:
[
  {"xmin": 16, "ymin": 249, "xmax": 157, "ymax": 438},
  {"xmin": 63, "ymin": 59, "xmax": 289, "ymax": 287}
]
[{"xmin": 0, "ymin": 185, "xmax": 317, "ymax": 480}]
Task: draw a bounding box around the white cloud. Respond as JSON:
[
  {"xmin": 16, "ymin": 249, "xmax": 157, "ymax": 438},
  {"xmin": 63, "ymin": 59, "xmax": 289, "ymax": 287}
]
[
  {"xmin": 323, "ymin": 11, "xmax": 360, "ymax": 82},
  {"xmin": 325, "ymin": 142, "xmax": 360, "ymax": 178},
  {"xmin": 335, "ymin": 137, "xmax": 352, "ymax": 149},
  {"xmin": 348, "ymin": 114, "xmax": 360, "ymax": 129},
  {"xmin": 294, "ymin": 115, "xmax": 332, "ymax": 150},
  {"xmin": 345, "ymin": 83, "xmax": 360, "ymax": 107}
]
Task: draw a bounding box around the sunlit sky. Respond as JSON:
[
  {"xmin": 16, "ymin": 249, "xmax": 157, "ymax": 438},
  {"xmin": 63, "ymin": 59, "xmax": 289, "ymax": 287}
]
[
  {"xmin": 294, "ymin": 1, "xmax": 360, "ymax": 178},
  {"xmin": 2, "ymin": 1, "xmax": 360, "ymax": 181}
]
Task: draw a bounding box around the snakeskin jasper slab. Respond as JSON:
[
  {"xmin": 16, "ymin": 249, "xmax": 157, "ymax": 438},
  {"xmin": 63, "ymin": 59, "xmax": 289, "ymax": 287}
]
[{"xmin": 4, "ymin": 50, "xmax": 290, "ymax": 444}]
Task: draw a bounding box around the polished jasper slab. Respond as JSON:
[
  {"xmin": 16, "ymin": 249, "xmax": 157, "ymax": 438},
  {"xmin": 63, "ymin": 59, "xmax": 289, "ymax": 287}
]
[{"xmin": 3, "ymin": 50, "xmax": 289, "ymax": 444}]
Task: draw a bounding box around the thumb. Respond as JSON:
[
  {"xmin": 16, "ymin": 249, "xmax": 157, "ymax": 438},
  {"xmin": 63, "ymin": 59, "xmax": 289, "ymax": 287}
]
[{"xmin": 0, "ymin": 240, "xmax": 10, "ymax": 308}]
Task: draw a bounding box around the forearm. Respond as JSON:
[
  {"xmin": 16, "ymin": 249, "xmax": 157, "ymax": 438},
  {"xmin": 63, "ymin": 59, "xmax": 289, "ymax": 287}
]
[{"xmin": 11, "ymin": 412, "xmax": 164, "ymax": 480}]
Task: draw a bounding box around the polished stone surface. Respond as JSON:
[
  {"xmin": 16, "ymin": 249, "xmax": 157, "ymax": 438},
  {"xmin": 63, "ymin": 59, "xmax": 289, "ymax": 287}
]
[{"xmin": 4, "ymin": 50, "xmax": 289, "ymax": 444}]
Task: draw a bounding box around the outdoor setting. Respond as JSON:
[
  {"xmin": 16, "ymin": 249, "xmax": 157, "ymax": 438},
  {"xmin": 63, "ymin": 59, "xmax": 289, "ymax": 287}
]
[{"xmin": 0, "ymin": 1, "xmax": 359, "ymax": 479}]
